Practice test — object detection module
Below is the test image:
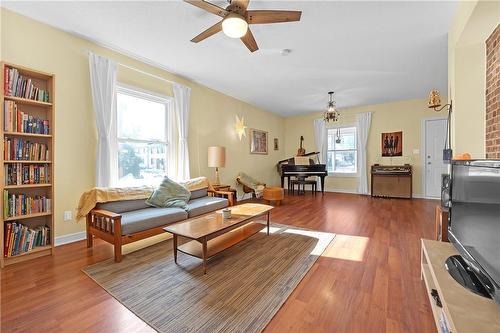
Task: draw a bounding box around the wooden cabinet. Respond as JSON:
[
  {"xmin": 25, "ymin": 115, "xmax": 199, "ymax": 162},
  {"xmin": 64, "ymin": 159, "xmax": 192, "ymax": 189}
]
[
  {"xmin": 435, "ymin": 205, "xmax": 449, "ymax": 242},
  {"xmin": 371, "ymin": 164, "xmax": 412, "ymax": 199}
]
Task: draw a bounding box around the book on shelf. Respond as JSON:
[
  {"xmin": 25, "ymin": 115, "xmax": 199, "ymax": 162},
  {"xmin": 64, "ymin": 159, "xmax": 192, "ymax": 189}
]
[
  {"xmin": 3, "ymin": 100, "xmax": 50, "ymax": 134},
  {"xmin": 3, "ymin": 67, "xmax": 50, "ymax": 102},
  {"xmin": 3, "ymin": 222, "xmax": 50, "ymax": 257},
  {"xmin": 4, "ymin": 163, "xmax": 50, "ymax": 186},
  {"xmin": 3, "ymin": 137, "xmax": 50, "ymax": 161},
  {"xmin": 3, "ymin": 190, "xmax": 51, "ymax": 218}
]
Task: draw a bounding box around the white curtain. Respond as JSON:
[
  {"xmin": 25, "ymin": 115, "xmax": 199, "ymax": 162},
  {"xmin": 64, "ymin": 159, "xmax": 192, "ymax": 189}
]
[
  {"xmin": 313, "ymin": 118, "xmax": 327, "ymax": 189},
  {"xmin": 356, "ymin": 112, "xmax": 372, "ymax": 194},
  {"xmin": 313, "ymin": 118, "xmax": 327, "ymax": 163},
  {"xmin": 173, "ymin": 83, "xmax": 191, "ymax": 181},
  {"xmin": 89, "ymin": 52, "xmax": 118, "ymax": 187}
]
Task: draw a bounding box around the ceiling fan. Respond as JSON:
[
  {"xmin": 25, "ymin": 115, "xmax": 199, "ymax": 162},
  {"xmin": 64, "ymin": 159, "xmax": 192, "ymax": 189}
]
[{"xmin": 185, "ymin": 0, "xmax": 302, "ymax": 52}]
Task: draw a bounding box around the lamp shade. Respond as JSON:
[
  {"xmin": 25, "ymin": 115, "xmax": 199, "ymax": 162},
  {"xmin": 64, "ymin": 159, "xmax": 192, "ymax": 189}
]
[{"xmin": 208, "ymin": 146, "xmax": 226, "ymax": 168}]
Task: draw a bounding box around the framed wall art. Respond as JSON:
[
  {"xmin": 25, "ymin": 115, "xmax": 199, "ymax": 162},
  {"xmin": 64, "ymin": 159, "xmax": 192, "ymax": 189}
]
[
  {"xmin": 381, "ymin": 131, "xmax": 403, "ymax": 157},
  {"xmin": 250, "ymin": 129, "xmax": 268, "ymax": 154}
]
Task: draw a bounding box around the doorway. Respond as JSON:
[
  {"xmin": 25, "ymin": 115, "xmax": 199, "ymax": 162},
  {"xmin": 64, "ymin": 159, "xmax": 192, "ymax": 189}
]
[{"xmin": 423, "ymin": 118, "xmax": 448, "ymax": 198}]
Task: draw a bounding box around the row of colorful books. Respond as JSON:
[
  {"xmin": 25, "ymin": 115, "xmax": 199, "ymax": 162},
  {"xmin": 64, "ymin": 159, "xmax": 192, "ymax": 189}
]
[
  {"xmin": 3, "ymin": 191, "xmax": 52, "ymax": 218},
  {"xmin": 4, "ymin": 163, "xmax": 50, "ymax": 186},
  {"xmin": 3, "ymin": 138, "xmax": 50, "ymax": 161},
  {"xmin": 4, "ymin": 67, "xmax": 50, "ymax": 102},
  {"xmin": 3, "ymin": 222, "xmax": 50, "ymax": 257},
  {"xmin": 3, "ymin": 101, "xmax": 50, "ymax": 134}
]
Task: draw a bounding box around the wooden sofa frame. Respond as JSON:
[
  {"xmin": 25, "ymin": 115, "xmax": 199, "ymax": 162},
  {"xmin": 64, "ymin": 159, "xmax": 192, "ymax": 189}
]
[{"xmin": 86, "ymin": 189, "xmax": 234, "ymax": 262}]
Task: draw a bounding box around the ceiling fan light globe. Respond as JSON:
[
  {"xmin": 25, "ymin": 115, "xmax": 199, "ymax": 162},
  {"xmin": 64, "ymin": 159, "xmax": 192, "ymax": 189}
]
[{"xmin": 222, "ymin": 13, "xmax": 248, "ymax": 38}]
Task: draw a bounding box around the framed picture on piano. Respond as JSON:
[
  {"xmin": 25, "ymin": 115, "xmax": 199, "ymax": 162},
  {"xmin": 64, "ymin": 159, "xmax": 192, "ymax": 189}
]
[{"xmin": 250, "ymin": 128, "xmax": 268, "ymax": 155}]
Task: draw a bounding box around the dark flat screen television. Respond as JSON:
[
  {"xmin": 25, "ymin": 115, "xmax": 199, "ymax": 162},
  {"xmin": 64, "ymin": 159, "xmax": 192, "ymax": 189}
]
[{"xmin": 448, "ymin": 160, "xmax": 500, "ymax": 304}]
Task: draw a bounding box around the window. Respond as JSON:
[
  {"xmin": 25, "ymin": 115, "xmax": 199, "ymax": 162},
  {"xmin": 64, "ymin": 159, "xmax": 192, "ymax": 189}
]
[
  {"xmin": 327, "ymin": 126, "xmax": 358, "ymax": 174},
  {"xmin": 116, "ymin": 85, "xmax": 172, "ymax": 187}
]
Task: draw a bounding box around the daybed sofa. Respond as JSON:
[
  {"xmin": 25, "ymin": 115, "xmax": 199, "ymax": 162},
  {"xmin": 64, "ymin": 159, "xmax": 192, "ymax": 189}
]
[{"xmin": 85, "ymin": 182, "xmax": 233, "ymax": 262}]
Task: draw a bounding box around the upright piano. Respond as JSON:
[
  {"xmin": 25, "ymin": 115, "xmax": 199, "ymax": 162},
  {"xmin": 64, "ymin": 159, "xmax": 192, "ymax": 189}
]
[
  {"xmin": 371, "ymin": 164, "xmax": 412, "ymax": 199},
  {"xmin": 277, "ymin": 152, "xmax": 328, "ymax": 193}
]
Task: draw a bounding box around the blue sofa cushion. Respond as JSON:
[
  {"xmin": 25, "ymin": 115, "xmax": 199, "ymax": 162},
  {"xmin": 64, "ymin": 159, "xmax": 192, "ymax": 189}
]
[
  {"xmin": 187, "ymin": 196, "xmax": 228, "ymax": 218},
  {"xmin": 146, "ymin": 176, "xmax": 191, "ymax": 209},
  {"xmin": 190, "ymin": 188, "xmax": 208, "ymax": 200},
  {"xmin": 120, "ymin": 207, "xmax": 188, "ymax": 235},
  {"xmin": 96, "ymin": 199, "xmax": 149, "ymax": 214}
]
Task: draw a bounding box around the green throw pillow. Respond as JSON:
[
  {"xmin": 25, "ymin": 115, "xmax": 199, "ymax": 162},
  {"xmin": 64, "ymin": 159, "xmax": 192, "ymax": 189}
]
[{"xmin": 146, "ymin": 177, "xmax": 191, "ymax": 210}]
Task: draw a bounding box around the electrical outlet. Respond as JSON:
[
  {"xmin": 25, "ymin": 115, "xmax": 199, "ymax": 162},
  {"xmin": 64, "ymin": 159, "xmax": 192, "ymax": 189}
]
[
  {"xmin": 64, "ymin": 211, "xmax": 72, "ymax": 221},
  {"xmin": 413, "ymin": 148, "xmax": 420, "ymax": 155}
]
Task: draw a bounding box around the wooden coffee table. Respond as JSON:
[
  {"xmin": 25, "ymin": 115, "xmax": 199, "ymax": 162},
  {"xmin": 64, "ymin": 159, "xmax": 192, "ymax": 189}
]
[{"xmin": 164, "ymin": 203, "xmax": 273, "ymax": 274}]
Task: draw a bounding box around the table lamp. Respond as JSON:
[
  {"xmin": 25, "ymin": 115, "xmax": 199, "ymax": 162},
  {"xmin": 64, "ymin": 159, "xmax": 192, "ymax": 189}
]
[{"xmin": 208, "ymin": 146, "xmax": 226, "ymax": 185}]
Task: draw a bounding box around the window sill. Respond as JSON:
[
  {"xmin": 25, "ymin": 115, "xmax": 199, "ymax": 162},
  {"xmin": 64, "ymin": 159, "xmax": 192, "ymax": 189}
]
[{"xmin": 328, "ymin": 172, "xmax": 359, "ymax": 178}]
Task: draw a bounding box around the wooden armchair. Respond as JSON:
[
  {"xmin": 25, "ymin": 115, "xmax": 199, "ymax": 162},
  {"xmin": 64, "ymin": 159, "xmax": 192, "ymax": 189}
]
[
  {"xmin": 207, "ymin": 184, "xmax": 235, "ymax": 206},
  {"xmin": 236, "ymin": 175, "xmax": 266, "ymax": 198}
]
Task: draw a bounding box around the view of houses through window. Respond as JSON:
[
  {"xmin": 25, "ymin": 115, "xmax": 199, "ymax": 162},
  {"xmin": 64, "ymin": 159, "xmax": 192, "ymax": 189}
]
[
  {"xmin": 327, "ymin": 126, "xmax": 358, "ymax": 174},
  {"xmin": 116, "ymin": 86, "xmax": 171, "ymax": 186}
]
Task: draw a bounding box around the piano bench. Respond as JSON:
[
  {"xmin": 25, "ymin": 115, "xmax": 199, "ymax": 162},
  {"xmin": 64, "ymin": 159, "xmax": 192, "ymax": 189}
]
[{"xmin": 290, "ymin": 179, "xmax": 317, "ymax": 195}]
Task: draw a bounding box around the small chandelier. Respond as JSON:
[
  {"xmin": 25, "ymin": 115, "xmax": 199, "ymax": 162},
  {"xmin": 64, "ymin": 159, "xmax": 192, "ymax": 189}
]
[
  {"xmin": 324, "ymin": 91, "xmax": 340, "ymax": 123},
  {"xmin": 335, "ymin": 128, "xmax": 342, "ymax": 144}
]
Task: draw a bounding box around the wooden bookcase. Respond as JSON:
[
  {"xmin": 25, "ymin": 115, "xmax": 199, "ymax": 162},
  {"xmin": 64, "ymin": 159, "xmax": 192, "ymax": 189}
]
[{"xmin": 1, "ymin": 62, "xmax": 55, "ymax": 267}]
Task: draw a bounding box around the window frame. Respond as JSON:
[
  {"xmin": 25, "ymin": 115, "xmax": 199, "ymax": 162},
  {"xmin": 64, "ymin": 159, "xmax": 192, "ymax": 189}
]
[
  {"xmin": 115, "ymin": 83, "xmax": 173, "ymax": 186},
  {"xmin": 326, "ymin": 124, "xmax": 359, "ymax": 177}
]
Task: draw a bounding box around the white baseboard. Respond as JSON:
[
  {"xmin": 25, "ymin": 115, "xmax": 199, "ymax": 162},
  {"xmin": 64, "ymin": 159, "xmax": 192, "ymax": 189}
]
[
  {"xmin": 286, "ymin": 186, "xmax": 437, "ymax": 200},
  {"xmin": 331, "ymin": 190, "xmax": 437, "ymax": 199},
  {"xmin": 325, "ymin": 188, "xmax": 360, "ymax": 195},
  {"xmin": 55, "ymin": 231, "xmax": 86, "ymax": 246},
  {"xmin": 412, "ymin": 194, "xmax": 440, "ymax": 200}
]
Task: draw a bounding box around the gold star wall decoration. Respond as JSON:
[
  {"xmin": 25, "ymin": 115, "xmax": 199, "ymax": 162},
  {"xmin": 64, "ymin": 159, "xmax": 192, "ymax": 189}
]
[{"xmin": 235, "ymin": 115, "xmax": 247, "ymax": 140}]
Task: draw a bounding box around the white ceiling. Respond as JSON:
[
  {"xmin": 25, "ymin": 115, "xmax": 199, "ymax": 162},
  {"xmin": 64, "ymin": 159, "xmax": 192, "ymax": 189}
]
[{"xmin": 2, "ymin": 1, "xmax": 457, "ymax": 117}]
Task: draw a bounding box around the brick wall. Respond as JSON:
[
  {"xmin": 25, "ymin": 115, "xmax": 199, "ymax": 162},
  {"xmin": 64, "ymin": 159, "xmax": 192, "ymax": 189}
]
[{"xmin": 486, "ymin": 25, "xmax": 500, "ymax": 158}]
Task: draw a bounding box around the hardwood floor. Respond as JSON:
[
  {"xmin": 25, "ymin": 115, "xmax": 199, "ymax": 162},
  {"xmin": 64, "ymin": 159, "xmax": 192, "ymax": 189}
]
[{"xmin": 1, "ymin": 193, "xmax": 437, "ymax": 333}]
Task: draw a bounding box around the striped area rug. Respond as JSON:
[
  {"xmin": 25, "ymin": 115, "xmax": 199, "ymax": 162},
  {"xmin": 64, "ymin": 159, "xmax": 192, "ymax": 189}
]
[{"xmin": 83, "ymin": 223, "xmax": 335, "ymax": 333}]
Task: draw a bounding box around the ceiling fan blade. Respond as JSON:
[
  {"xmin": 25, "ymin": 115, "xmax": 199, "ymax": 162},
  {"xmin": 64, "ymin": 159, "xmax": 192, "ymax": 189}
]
[
  {"xmin": 191, "ymin": 21, "xmax": 223, "ymax": 43},
  {"xmin": 184, "ymin": 0, "xmax": 229, "ymax": 17},
  {"xmin": 246, "ymin": 10, "xmax": 302, "ymax": 24},
  {"xmin": 230, "ymin": 0, "xmax": 250, "ymax": 11},
  {"xmin": 241, "ymin": 28, "xmax": 258, "ymax": 52}
]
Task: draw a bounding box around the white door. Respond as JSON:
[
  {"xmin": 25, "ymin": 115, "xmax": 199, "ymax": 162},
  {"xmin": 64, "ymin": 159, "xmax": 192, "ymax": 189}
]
[{"xmin": 424, "ymin": 118, "xmax": 448, "ymax": 198}]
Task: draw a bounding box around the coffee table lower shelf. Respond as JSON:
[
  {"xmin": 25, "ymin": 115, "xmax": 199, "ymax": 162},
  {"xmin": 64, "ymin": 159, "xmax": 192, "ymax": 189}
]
[{"xmin": 178, "ymin": 222, "xmax": 265, "ymax": 259}]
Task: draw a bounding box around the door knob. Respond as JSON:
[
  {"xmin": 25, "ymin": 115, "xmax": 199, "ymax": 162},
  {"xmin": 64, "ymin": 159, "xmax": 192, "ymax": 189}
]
[
  {"xmin": 428, "ymin": 162, "xmax": 432, "ymax": 165},
  {"xmin": 427, "ymin": 155, "xmax": 431, "ymax": 158}
]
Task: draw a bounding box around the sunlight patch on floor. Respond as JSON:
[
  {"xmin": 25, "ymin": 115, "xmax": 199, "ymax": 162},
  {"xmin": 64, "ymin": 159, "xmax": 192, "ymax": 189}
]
[
  {"xmin": 258, "ymin": 226, "xmax": 281, "ymax": 234},
  {"xmin": 283, "ymin": 228, "xmax": 336, "ymax": 256},
  {"xmin": 322, "ymin": 234, "xmax": 369, "ymax": 262}
]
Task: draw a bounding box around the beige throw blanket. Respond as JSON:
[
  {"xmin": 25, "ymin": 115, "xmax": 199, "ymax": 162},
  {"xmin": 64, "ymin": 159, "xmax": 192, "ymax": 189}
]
[
  {"xmin": 76, "ymin": 186, "xmax": 154, "ymax": 220},
  {"xmin": 237, "ymin": 172, "xmax": 266, "ymax": 198},
  {"xmin": 178, "ymin": 177, "xmax": 209, "ymax": 192}
]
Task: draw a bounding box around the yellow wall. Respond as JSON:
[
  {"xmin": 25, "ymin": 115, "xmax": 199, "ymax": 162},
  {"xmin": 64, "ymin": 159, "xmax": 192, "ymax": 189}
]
[
  {"xmin": 4, "ymin": 2, "xmax": 493, "ymax": 239},
  {"xmin": 284, "ymin": 99, "xmax": 444, "ymax": 196},
  {"xmin": 1, "ymin": 9, "xmax": 285, "ymax": 238},
  {"xmin": 448, "ymin": 0, "xmax": 500, "ymax": 158}
]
